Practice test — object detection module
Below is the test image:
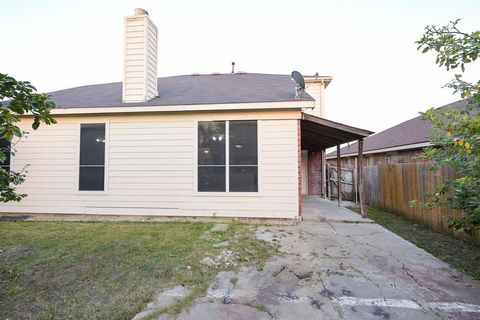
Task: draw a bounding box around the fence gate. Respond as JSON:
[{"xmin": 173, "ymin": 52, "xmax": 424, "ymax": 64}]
[{"xmin": 328, "ymin": 165, "xmax": 356, "ymax": 202}]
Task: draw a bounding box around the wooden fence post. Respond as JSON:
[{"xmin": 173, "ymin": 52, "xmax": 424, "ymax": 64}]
[
  {"xmin": 326, "ymin": 162, "xmax": 331, "ymax": 200},
  {"xmin": 337, "ymin": 145, "xmax": 342, "ymax": 207},
  {"xmin": 322, "ymin": 149, "xmax": 326, "ymax": 198},
  {"xmin": 358, "ymin": 139, "xmax": 367, "ymax": 218}
]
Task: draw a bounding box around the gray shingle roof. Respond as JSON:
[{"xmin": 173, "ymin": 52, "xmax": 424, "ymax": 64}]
[
  {"xmin": 45, "ymin": 73, "xmax": 313, "ymax": 108},
  {"xmin": 327, "ymin": 99, "xmax": 468, "ymax": 158}
]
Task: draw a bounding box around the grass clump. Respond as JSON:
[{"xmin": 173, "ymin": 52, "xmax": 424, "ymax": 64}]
[
  {"xmin": 230, "ymin": 277, "xmax": 239, "ymax": 285},
  {"xmin": 246, "ymin": 301, "xmax": 270, "ymax": 313}
]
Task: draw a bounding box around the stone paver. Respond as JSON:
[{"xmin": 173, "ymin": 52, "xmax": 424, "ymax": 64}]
[
  {"xmin": 132, "ymin": 285, "xmax": 190, "ymax": 320},
  {"xmin": 145, "ymin": 197, "xmax": 480, "ymax": 319}
]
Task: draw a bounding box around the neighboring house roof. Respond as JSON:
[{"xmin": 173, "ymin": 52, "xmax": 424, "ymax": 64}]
[
  {"xmin": 326, "ymin": 99, "xmax": 468, "ymax": 158},
  {"xmin": 44, "ymin": 73, "xmax": 314, "ymax": 109}
]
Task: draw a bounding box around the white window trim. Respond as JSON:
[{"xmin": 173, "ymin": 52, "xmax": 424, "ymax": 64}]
[
  {"xmin": 193, "ymin": 120, "xmax": 262, "ymax": 197},
  {"xmin": 75, "ymin": 120, "xmax": 109, "ymax": 195}
]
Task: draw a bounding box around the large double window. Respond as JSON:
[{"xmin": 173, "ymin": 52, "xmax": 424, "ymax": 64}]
[
  {"xmin": 0, "ymin": 139, "xmax": 10, "ymax": 172},
  {"xmin": 198, "ymin": 120, "xmax": 258, "ymax": 192},
  {"xmin": 79, "ymin": 124, "xmax": 106, "ymax": 191}
]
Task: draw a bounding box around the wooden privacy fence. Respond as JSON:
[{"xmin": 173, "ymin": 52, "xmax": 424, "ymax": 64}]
[{"xmin": 364, "ymin": 163, "xmax": 479, "ymax": 243}]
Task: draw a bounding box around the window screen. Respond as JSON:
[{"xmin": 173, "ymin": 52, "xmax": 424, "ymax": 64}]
[
  {"xmin": 229, "ymin": 121, "xmax": 258, "ymax": 192},
  {"xmin": 79, "ymin": 124, "xmax": 105, "ymax": 191},
  {"xmin": 198, "ymin": 121, "xmax": 226, "ymax": 191}
]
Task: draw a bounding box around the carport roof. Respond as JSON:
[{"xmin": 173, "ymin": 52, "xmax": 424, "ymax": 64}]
[{"xmin": 301, "ymin": 113, "xmax": 373, "ymax": 150}]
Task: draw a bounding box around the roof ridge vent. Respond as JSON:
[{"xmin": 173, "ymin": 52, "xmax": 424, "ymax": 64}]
[{"xmin": 191, "ymin": 73, "xmax": 200, "ymax": 76}]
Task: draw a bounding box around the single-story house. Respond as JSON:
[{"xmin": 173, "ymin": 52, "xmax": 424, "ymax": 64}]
[
  {"xmin": 1, "ymin": 8, "xmax": 371, "ymax": 219},
  {"xmin": 326, "ymin": 99, "xmax": 468, "ymax": 169}
]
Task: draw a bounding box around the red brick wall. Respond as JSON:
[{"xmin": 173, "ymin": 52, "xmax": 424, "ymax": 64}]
[
  {"xmin": 367, "ymin": 149, "xmax": 432, "ymax": 166},
  {"xmin": 307, "ymin": 151, "xmax": 323, "ymax": 196},
  {"xmin": 297, "ymin": 120, "xmax": 302, "ymax": 217}
]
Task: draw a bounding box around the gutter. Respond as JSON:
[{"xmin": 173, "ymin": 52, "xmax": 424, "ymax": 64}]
[{"xmin": 20, "ymin": 100, "xmax": 316, "ymax": 116}]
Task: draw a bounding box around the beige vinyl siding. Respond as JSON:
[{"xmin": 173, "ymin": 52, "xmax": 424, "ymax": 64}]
[
  {"xmin": 2, "ymin": 110, "xmax": 300, "ymax": 218},
  {"xmin": 304, "ymin": 82, "xmax": 325, "ymax": 117},
  {"xmin": 124, "ymin": 17, "xmax": 145, "ymax": 97},
  {"xmin": 145, "ymin": 18, "xmax": 158, "ymax": 98}
]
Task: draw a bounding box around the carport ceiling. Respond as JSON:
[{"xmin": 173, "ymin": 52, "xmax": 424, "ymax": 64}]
[{"xmin": 301, "ymin": 113, "xmax": 373, "ymax": 151}]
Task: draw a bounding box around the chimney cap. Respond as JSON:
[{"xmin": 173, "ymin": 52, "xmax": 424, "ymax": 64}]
[{"xmin": 134, "ymin": 8, "xmax": 149, "ymax": 15}]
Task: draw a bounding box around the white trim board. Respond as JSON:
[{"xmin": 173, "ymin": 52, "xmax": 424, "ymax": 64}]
[{"xmin": 44, "ymin": 101, "xmax": 314, "ymax": 116}]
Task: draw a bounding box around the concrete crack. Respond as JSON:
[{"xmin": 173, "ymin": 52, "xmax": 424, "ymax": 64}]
[
  {"xmin": 319, "ymin": 275, "xmax": 343, "ymax": 318},
  {"xmin": 325, "ymin": 220, "xmax": 338, "ymax": 235},
  {"xmin": 386, "ymin": 251, "xmax": 446, "ymax": 320},
  {"xmin": 272, "ymin": 265, "xmax": 286, "ymax": 277},
  {"xmin": 386, "ymin": 251, "xmax": 444, "ymax": 296},
  {"xmin": 347, "ymin": 264, "xmax": 399, "ymax": 320},
  {"xmin": 346, "ymin": 234, "xmax": 445, "ymax": 299},
  {"xmin": 340, "ymin": 236, "xmax": 406, "ymax": 319}
]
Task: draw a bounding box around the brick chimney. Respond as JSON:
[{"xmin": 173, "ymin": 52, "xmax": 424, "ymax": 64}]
[{"xmin": 122, "ymin": 8, "xmax": 158, "ymax": 103}]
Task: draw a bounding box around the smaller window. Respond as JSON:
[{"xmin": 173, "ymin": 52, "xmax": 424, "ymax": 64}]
[
  {"xmin": 387, "ymin": 153, "xmax": 399, "ymax": 164},
  {"xmin": 79, "ymin": 124, "xmax": 106, "ymax": 191},
  {"xmin": 0, "ymin": 139, "xmax": 10, "ymax": 172}
]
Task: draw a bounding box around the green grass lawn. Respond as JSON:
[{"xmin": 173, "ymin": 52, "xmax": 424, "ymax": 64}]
[
  {"xmin": 0, "ymin": 220, "xmax": 275, "ymax": 320},
  {"xmin": 349, "ymin": 206, "xmax": 480, "ymax": 279}
]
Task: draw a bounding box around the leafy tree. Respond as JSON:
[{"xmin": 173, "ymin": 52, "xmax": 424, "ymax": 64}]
[
  {"xmin": 0, "ymin": 73, "xmax": 57, "ymax": 202},
  {"xmin": 416, "ymin": 19, "xmax": 480, "ymax": 232}
]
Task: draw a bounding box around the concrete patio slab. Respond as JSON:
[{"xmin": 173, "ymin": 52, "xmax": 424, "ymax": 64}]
[
  {"xmin": 302, "ymin": 197, "xmax": 372, "ymax": 223},
  {"xmin": 154, "ymin": 199, "xmax": 480, "ymax": 320}
]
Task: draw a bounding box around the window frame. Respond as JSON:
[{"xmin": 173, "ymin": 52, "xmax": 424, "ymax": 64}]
[
  {"xmin": 76, "ymin": 121, "xmax": 109, "ymax": 194},
  {"xmin": 194, "ymin": 120, "xmax": 261, "ymax": 196}
]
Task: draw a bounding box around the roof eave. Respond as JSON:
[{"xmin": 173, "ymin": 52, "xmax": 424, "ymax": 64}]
[
  {"xmin": 41, "ymin": 100, "xmax": 315, "ymax": 116},
  {"xmin": 325, "ymin": 141, "xmax": 432, "ymax": 159},
  {"xmin": 302, "ymin": 113, "xmax": 373, "ymax": 137},
  {"xmin": 304, "ymin": 76, "xmax": 333, "ymax": 88},
  {"xmin": 301, "ymin": 113, "xmax": 373, "ymax": 150}
]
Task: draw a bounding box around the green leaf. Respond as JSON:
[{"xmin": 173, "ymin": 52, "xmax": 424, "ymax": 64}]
[{"xmin": 415, "ymin": 19, "xmax": 480, "ymax": 231}]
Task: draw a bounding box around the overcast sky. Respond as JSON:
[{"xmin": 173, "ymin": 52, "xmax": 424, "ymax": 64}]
[{"xmin": 1, "ymin": 0, "xmax": 479, "ymax": 133}]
